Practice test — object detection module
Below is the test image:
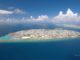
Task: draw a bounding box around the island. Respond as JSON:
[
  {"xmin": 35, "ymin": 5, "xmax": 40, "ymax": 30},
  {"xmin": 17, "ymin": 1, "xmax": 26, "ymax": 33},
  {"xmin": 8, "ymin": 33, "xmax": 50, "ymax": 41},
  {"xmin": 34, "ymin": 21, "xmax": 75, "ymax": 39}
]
[
  {"xmin": 8, "ymin": 28, "xmax": 80, "ymax": 40},
  {"xmin": 63, "ymin": 24, "xmax": 80, "ymax": 29}
]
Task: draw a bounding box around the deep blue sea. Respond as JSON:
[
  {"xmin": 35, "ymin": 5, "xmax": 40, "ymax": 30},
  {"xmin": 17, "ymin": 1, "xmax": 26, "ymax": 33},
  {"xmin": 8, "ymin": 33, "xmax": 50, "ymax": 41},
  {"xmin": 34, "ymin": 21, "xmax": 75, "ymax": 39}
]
[
  {"xmin": 0, "ymin": 38, "xmax": 80, "ymax": 60},
  {"xmin": 0, "ymin": 24, "xmax": 80, "ymax": 60}
]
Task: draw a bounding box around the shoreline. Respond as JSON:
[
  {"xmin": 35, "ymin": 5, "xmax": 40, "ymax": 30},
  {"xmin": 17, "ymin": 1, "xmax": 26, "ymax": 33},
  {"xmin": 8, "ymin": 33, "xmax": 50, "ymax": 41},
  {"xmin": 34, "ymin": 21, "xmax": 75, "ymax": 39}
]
[
  {"xmin": 0, "ymin": 37, "xmax": 79, "ymax": 43},
  {"xmin": 0, "ymin": 28, "xmax": 80, "ymax": 42}
]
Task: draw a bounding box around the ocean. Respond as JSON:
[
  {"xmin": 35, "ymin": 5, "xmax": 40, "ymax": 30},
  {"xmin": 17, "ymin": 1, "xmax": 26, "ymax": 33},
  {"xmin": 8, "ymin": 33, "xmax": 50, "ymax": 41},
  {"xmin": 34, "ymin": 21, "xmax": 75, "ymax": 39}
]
[
  {"xmin": 0, "ymin": 38, "xmax": 80, "ymax": 60},
  {"xmin": 0, "ymin": 25, "xmax": 80, "ymax": 60}
]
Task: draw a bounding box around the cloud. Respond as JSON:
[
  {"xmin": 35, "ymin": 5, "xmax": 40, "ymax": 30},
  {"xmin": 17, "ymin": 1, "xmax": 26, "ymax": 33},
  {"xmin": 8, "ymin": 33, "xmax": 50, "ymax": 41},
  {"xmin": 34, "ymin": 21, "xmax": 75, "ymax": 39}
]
[
  {"xmin": 0, "ymin": 18, "xmax": 29, "ymax": 25},
  {"xmin": 0, "ymin": 15, "xmax": 49, "ymax": 25},
  {"xmin": 30, "ymin": 15, "xmax": 48, "ymax": 21},
  {"xmin": 0, "ymin": 8, "xmax": 80, "ymax": 25},
  {"xmin": 14, "ymin": 9, "xmax": 25, "ymax": 14},
  {"xmin": 0, "ymin": 8, "xmax": 25, "ymax": 15},
  {"xmin": 0, "ymin": 10, "xmax": 13, "ymax": 15},
  {"xmin": 52, "ymin": 8, "xmax": 80, "ymax": 24}
]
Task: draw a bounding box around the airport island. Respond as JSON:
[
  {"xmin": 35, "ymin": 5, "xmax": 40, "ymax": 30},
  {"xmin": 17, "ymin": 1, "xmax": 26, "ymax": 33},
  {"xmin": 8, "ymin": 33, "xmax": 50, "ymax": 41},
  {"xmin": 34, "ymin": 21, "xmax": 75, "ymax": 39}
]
[{"xmin": 8, "ymin": 28, "xmax": 80, "ymax": 40}]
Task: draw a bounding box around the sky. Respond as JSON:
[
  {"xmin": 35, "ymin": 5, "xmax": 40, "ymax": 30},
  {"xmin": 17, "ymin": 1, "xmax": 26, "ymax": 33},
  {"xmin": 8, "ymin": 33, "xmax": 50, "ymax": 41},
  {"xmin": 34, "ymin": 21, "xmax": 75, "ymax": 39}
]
[
  {"xmin": 0, "ymin": 0, "xmax": 80, "ymax": 25},
  {"xmin": 0, "ymin": 0, "xmax": 80, "ymax": 16}
]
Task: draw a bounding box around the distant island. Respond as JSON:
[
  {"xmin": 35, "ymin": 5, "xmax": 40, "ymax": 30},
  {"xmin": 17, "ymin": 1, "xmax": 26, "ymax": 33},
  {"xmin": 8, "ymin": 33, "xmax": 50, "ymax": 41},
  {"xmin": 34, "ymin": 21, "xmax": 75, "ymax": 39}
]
[
  {"xmin": 63, "ymin": 24, "xmax": 80, "ymax": 29},
  {"xmin": 8, "ymin": 28, "xmax": 80, "ymax": 40}
]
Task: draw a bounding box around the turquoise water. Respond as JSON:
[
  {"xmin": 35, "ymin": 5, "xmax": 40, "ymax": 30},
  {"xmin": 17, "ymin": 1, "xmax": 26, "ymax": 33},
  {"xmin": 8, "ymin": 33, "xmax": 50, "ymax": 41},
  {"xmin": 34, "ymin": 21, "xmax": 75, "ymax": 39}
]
[{"xmin": 0, "ymin": 35, "xmax": 10, "ymax": 40}]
